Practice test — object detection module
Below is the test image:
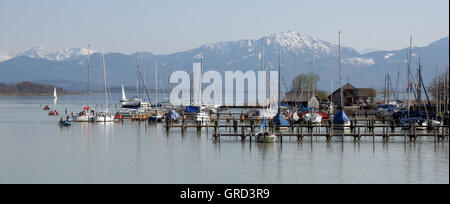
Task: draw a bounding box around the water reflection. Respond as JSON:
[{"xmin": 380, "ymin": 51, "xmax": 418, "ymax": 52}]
[{"xmin": 0, "ymin": 98, "xmax": 448, "ymax": 184}]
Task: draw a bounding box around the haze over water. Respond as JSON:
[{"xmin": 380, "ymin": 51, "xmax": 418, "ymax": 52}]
[{"xmin": 0, "ymin": 94, "xmax": 448, "ymax": 184}]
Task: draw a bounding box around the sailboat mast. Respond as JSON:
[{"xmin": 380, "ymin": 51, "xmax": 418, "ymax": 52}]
[
  {"xmin": 278, "ymin": 48, "xmax": 281, "ymax": 107},
  {"xmin": 312, "ymin": 44, "xmax": 316, "ymax": 110},
  {"xmin": 339, "ymin": 31, "xmax": 343, "ymax": 109},
  {"xmin": 417, "ymin": 57, "xmax": 422, "ymax": 104},
  {"xmin": 200, "ymin": 57, "xmax": 204, "ymax": 105},
  {"xmin": 407, "ymin": 37, "xmax": 412, "ymax": 115},
  {"xmin": 155, "ymin": 60, "xmax": 158, "ymax": 106},
  {"xmin": 102, "ymin": 50, "xmax": 108, "ymax": 109},
  {"xmin": 87, "ymin": 44, "xmax": 91, "ymax": 106},
  {"xmin": 136, "ymin": 53, "xmax": 140, "ymax": 97},
  {"xmin": 169, "ymin": 65, "xmax": 173, "ymax": 93},
  {"xmin": 261, "ymin": 41, "xmax": 267, "ymax": 106}
]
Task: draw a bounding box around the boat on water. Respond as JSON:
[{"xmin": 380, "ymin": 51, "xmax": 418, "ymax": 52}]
[
  {"xmin": 48, "ymin": 110, "xmax": 59, "ymax": 116},
  {"xmin": 256, "ymin": 131, "xmax": 277, "ymax": 143},
  {"xmin": 94, "ymin": 112, "xmax": 117, "ymax": 122},
  {"xmin": 59, "ymin": 116, "xmax": 72, "ymax": 126},
  {"xmin": 166, "ymin": 110, "xmax": 180, "ymax": 122},
  {"xmin": 43, "ymin": 105, "xmax": 50, "ymax": 110},
  {"xmin": 72, "ymin": 108, "xmax": 95, "ymax": 122},
  {"xmin": 333, "ymin": 110, "xmax": 351, "ymax": 130},
  {"xmin": 400, "ymin": 117, "xmax": 425, "ymax": 130},
  {"xmin": 303, "ymin": 46, "xmax": 324, "ymax": 124},
  {"xmin": 399, "ymin": 117, "xmax": 442, "ymax": 130},
  {"xmin": 48, "ymin": 87, "xmax": 59, "ymax": 116},
  {"xmin": 256, "ymin": 118, "xmax": 277, "ymax": 143},
  {"xmin": 118, "ymin": 54, "xmax": 153, "ymax": 117},
  {"xmin": 94, "ymin": 50, "xmax": 117, "ymax": 123},
  {"xmin": 303, "ymin": 112, "xmax": 322, "ymax": 124},
  {"xmin": 196, "ymin": 111, "xmax": 210, "ymax": 124},
  {"xmin": 183, "ymin": 106, "xmax": 211, "ymax": 124},
  {"xmin": 377, "ymin": 104, "xmax": 399, "ymax": 117},
  {"xmin": 148, "ymin": 113, "xmax": 163, "ymax": 123}
]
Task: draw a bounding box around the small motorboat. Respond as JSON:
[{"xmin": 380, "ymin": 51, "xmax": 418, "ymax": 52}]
[
  {"xmin": 400, "ymin": 117, "xmax": 424, "ymax": 130},
  {"xmin": 149, "ymin": 113, "xmax": 163, "ymax": 123},
  {"xmin": 48, "ymin": 110, "xmax": 59, "ymax": 116},
  {"xmin": 72, "ymin": 111, "xmax": 95, "ymax": 122},
  {"xmin": 255, "ymin": 131, "xmax": 277, "ymax": 143},
  {"xmin": 59, "ymin": 116, "xmax": 72, "ymax": 126},
  {"xmin": 94, "ymin": 113, "xmax": 117, "ymax": 122},
  {"xmin": 43, "ymin": 105, "xmax": 50, "ymax": 110},
  {"xmin": 256, "ymin": 117, "xmax": 277, "ymax": 143},
  {"xmin": 195, "ymin": 111, "xmax": 210, "ymax": 125}
]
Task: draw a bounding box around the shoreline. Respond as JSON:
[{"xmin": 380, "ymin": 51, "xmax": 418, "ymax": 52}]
[{"xmin": 0, "ymin": 92, "xmax": 83, "ymax": 96}]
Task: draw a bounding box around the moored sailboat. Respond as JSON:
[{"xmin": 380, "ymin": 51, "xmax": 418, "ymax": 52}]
[{"xmin": 94, "ymin": 50, "xmax": 117, "ymax": 122}]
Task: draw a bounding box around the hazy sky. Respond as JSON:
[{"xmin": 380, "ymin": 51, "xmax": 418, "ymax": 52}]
[{"xmin": 0, "ymin": 0, "xmax": 448, "ymax": 54}]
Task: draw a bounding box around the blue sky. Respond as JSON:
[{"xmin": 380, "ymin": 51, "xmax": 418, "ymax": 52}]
[{"xmin": 0, "ymin": 0, "xmax": 448, "ymax": 54}]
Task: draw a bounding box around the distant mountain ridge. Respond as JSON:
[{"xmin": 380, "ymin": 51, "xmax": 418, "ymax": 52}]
[
  {"xmin": 0, "ymin": 81, "xmax": 67, "ymax": 95},
  {"xmin": 0, "ymin": 32, "xmax": 448, "ymax": 92}
]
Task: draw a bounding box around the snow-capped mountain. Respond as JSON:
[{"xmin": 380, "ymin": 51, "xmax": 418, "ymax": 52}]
[
  {"xmin": 0, "ymin": 50, "xmax": 13, "ymax": 62},
  {"xmin": 12, "ymin": 45, "xmax": 97, "ymax": 61},
  {"xmin": 0, "ymin": 32, "xmax": 448, "ymax": 92},
  {"xmin": 198, "ymin": 31, "xmax": 354, "ymax": 58}
]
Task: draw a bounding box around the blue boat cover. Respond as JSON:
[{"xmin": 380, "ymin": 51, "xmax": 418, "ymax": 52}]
[
  {"xmin": 300, "ymin": 105, "xmax": 312, "ymax": 112},
  {"xmin": 273, "ymin": 108, "xmax": 290, "ymax": 127},
  {"xmin": 333, "ymin": 110, "xmax": 350, "ymax": 125},
  {"xmin": 259, "ymin": 117, "xmax": 267, "ymax": 129},
  {"xmin": 185, "ymin": 106, "xmax": 200, "ymax": 113},
  {"xmin": 167, "ymin": 110, "xmax": 180, "ymax": 121}
]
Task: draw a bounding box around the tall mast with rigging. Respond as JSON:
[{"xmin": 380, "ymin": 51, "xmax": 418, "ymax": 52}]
[
  {"xmin": 136, "ymin": 53, "xmax": 140, "ymax": 97},
  {"xmin": 87, "ymin": 44, "xmax": 91, "ymax": 106},
  {"xmin": 155, "ymin": 60, "xmax": 158, "ymax": 106},
  {"xmin": 339, "ymin": 31, "xmax": 343, "ymax": 109},
  {"xmin": 407, "ymin": 37, "xmax": 412, "ymax": 116}
]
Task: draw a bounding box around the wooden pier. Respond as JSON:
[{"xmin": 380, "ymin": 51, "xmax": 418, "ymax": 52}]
[{"xmin": 164, "ymin": 116, "xmax": 449, "ymax": 142}]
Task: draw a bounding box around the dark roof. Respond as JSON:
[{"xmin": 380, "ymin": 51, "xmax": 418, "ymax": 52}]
[
  {"xmin": 331, "ymin": 83, "xmax": 375, "ymax": 98},
  {"xmin": 283, "ymin": 91, "xmax": 320, "ymax": 102},
  {"xmin": 353, "ymin": 88, "xmax": 376, "ymax": 97}
]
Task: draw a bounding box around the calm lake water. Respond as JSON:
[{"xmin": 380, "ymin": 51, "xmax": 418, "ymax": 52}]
[{"xmin": 0, "ymin": 94, "xmax": 448, "ymax": 184}]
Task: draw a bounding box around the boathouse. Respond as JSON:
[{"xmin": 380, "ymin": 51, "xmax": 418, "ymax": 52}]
[
  {"xmin": 282, "ymin": 91, "xmax": 321, "ymax": 108},
  {"xmin": 329, "ymin": 83, "xmax": 376, "ymax": 107}
]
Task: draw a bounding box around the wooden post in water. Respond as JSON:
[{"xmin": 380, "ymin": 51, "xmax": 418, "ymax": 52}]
[
  {"xmin": 214, "ymin": 120, "xmax": 219, "ymax": 139},
  {"xmin": 250, "ymin": 120, "xmax": 254, "ymax": 143},
  {"xmin": 182, "ymin": 118, "xmax": 186, "ymax": 132}
]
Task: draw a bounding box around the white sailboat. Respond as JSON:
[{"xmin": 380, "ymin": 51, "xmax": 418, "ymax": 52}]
[
  {"xmin": 303, "ymin": 44, "xmax": 322, "ymax": 124},
  {"xmin": 73, "ymin": 44, "xmax": 95, "ymax": 122},
  {"xmin": 194, "ymin": 58, "xmax": 210, "ymax": 124},
  {"xmin": 258, "ymin": 42, "xmax": 277, "ymax": 119},
  {"xmin": 95, "ymin": 50, "xmax": 116, "ymax": 122},
  {"xmin": 53, "ymin": 87, "xmax": 58, "ymax": 105},
  {"xmin": 119, "ymin": 54, "xmax": 152, "ymax": 117},
  {"xmin": 48, "ymin": 87, "xmax": 60, "ymax": 116},
  {"xmin": 333, "ymin": 31, "xmax": 351, "ymax": 130}
]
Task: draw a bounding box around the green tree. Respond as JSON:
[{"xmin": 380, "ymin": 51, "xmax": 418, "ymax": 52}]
[
  {"xmin": 428, "ymin": 67, "xmax": 449, "ymax": 100},
  {"xmin": 291, "ymin": 73, "xmax": 320, "ymax": 93}
]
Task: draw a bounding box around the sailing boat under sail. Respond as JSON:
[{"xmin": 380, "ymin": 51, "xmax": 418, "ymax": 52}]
[{"xmin": 48, "ymin": 87, "xmax": 59, "ymax": 116}]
